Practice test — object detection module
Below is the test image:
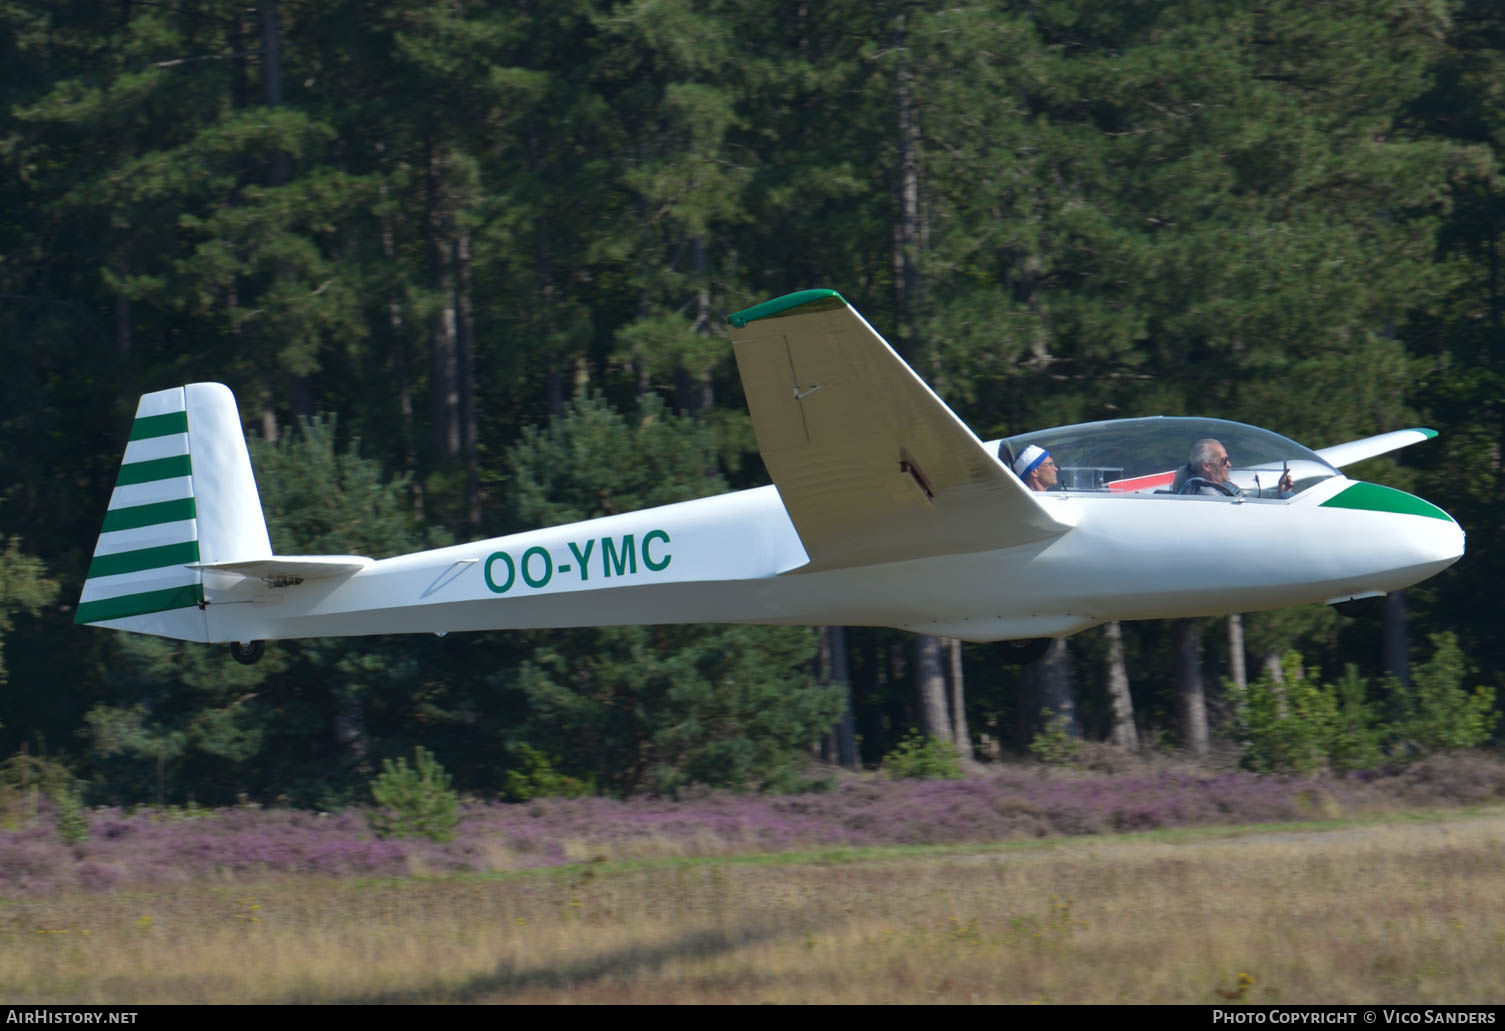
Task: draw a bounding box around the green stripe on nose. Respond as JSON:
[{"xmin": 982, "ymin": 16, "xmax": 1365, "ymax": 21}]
[{"xmin": 1320, "ymin": 482, "xmax": 1453, "ymax": 522}]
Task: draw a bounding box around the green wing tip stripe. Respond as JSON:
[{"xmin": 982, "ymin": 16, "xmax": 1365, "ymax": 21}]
[
  {"xmin": 1418, "ymin": 428, "xmax": 1439, "ymax": 440},
  {"xmin": 128, "ymin": 411, "xmax": 188, "ymax": 441},
  {"xmin": 727, "ymin": 289, "xmax": 847, "ymax": 328},
  {"xmin": 74, "ymin": 584, "xmax": 203, "ymax": 625},
  {"xmin": 1321, "ymin": 482, "xmax": 1453, "ymax": 522}
]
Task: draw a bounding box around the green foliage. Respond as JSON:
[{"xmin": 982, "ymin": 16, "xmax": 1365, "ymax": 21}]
[
  {"xmin": 2, "ymin": 0, "xmax": 1503, "ymax": 806},
  {"xmin": 507, "ymin": 391, "xmax": 725, "ymax": 528},
  {"xmin": 367, "ymin": 747, "xmax": 459, "ymax": 843},
  {"xmin": 251, "ymin": 414, "xmax": 441, "ymax": 559},
  {"xmin": 0, "ymin": 538, "xmax": 58, "ymax": 685},
  {"xmin": 501, "ymin": 743, "xmax": 592, "ymax": 803},
  {"xmin": 1227, "ymin": 656, "xmax": 1369, "ymax": 776},
  {"xmin": 1323, "ymin": 666, "xmax": 1388, "ymax": 775},
  {"xmin": 507, "ymin": 393, "xmax": 837, "ymax": 796},
  {"xmin": 51, "ymin": 783, "xmax": 91, "ymax": 845},
  {"xmin": 0, "ymin": 749, "xmax": 89, "ymax": 843},
  {"xmin": 1389, "ymin": 634, "xmax": 1499, "ymax": 757},
  {"xmin": 1029, "ymin": 710, "xmax": 1083, "ymax": 768},
  {"xmin": 518, "ymin": 620, "xmax": 835, "ymax": 798},
  {"xmin": 1229, "ymin": 636, "xmax": 1496, "ymax": 775},
  {"xmin": 880, "ymin": 731, "xmax": 963, "ymax": 781}
]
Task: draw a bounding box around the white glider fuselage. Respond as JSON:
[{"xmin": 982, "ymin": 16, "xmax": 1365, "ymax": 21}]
[
  {"xmin": 76, "ymin": 289, "xmax": 1464, "ymax": 650},
  {"xmin": 196, "ymin": 472, "xmax": 1463, "ymax": 646}
]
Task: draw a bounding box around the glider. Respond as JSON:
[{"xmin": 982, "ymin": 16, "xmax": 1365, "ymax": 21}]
[{"xmin": 76, "ymin": 289, "xmax": 1464, "ymax": 664}]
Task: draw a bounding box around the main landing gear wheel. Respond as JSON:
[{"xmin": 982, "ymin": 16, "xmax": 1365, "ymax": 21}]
[
  {"xmin": 1332, "ymin": 596, "xmax": 1382, "ymax": 618},
  {"xmin": 230, "ymin": 640, "xmax": 266, "ymax": 665},
  {"xmin": 999, "ymin": 637, "xmax": 1052, "ymax": 665}
]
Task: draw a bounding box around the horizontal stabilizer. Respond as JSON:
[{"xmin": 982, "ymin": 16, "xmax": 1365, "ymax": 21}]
[
  {"xmin": 727, "ymin": 290, "xmax": 1074, "ymax": 571},
  {"xmin": 1317, "ymin": 428, "xmax": 1438, "ymax": 469},
  {"xmin": 193, "ymin": 556, "xmax": 373, "ymax": 583}
]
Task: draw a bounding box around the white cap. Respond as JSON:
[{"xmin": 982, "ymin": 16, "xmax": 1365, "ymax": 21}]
[{"xmin": 1013, "ymin": 444, "xmax": 1050, "ymax": 480}]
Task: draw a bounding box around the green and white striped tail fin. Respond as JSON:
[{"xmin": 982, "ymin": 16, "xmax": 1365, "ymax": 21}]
[{"xmin": 76, "ymin": 383, "xmax": 271, "ymax": 641}]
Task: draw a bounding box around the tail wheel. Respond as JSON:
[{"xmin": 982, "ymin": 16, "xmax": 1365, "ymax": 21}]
[
  {"xmin": 230, "ymin": 640, "xmax": 266, "ymax": 665},
  {"xmin": 1000, "ymin": 637, "xmax": 1052, "ymax": 665}
]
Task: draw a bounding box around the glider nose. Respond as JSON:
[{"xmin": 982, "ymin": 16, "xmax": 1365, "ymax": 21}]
[
  {"xmin": 1429, "ymin": 508, "xmax": 1466, "ymax": 565},
  {"xmin": 1319, "ymin": 481, "xmax": 1464, "ymax": 582},
  {"xmin": 1391, "ymin": 493, "xmax": 1464, "ymax": 574}
]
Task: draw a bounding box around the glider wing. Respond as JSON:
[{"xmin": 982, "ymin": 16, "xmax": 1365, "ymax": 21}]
[
  {"xmin": 1317, "ymin": 428, "xmax": 1438, "ymax": 470},
  {"xmin": 727, "ymin": 290, "xmax": 1074, "ymax": 572}
]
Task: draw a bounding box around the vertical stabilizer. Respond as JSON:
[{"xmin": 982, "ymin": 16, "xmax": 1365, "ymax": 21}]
[{"xmin": 75, "ymin": 383, "xmax": 271, "ymax": 641}]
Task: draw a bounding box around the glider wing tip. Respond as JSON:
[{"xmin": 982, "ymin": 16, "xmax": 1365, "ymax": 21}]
[{"xmin": 727, "ymin": 288, "xmax": 848, "ymax": 328}]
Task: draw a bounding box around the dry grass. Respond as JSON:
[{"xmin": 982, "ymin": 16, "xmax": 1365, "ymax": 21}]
[{"xmin": 3, "ymin": 809, "xmax": 1503, "ymax": 1004}]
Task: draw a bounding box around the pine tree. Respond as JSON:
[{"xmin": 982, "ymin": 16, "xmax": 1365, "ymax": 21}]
[{"xmin": 504, "ymin": 393, "xmax": 837, "ymax": 794}]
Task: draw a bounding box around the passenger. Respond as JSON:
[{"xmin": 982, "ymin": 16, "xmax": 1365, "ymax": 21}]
[{"xmin": 1013, "ymin": 444, "xmax": 1058, "ymax": 492}]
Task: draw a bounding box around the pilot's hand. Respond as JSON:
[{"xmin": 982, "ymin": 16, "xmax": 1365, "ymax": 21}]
[{"xmin": 1278, "ymin": 471, "xmax": 1295, "ymax": 494}]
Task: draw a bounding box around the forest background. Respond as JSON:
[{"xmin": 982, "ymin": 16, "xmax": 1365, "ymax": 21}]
[{"xmin": 2, "ymin": 0, "xmax": 1502, "ymax": 808}]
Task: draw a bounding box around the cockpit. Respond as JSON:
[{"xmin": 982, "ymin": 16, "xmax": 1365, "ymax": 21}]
[{"xmin": 989, "ymin": 417, "xmax": 1340, "ymax": 499}]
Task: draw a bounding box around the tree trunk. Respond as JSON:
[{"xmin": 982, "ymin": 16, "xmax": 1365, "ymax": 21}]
[
  {"xmin": 1227, "ymin": 613, "xmax": 1247, "ymax": 692},
  {"xmin": 1104, "ymin": 621, "xmax": 1138, "ymax": 750},
  {"xmin": 426, "ymin": 137, "xmax": 461, "ymax": 461},
  {"xmin": 261, "ymin": 2, "xmax": 313, "ymax": 421},
  {"xmin": 946, "ymin": 637, "xmax": 971, "ymax": 759},
  {"xmin": 1174, "ymin": 618, "xmax": 1210, "ymax": 758},
  {"xmin": 334, "ymin": 691, "xmax": 370, "ymax": 774},
  {"xmin": 1262, "ymin": 649, "xmax": 1286, "ymax": 684},
  {"xmin": 260, "ymin": 2, "xmax": 291, "ymax": 186},
  {"xmin": 1037, "ymin": 638, "xmax": 1078, "ymax": 738},
  {"xmin": 915, "ymin": 633, "xmax": 952, "ymax": 743},
  {"xmin": 1383, "ymin": 590, "xmax": 1410, "ymax": 685},
  {"xmin": 857, "ymin": 634, "xmax": 882, "ymax": 767},
  {"xmin": 1016, "ymin": 655, "xmax": 1038, "ymax": 751},
  {"xmin": 889, "ymin": 6, "xmax": 950, "ymax": 751},
  {"xmin": 455, "ymin": 226, "xmax": 480, "ymax": 530},
  {"xmin": 685, "ymin": 235, "xmax": 715, "ymax": 413},
  {"xmin": 890, "ymin": 2, "xmax": 924, "ymax": 363},
  {"xmin": 820, "ymin": 627, "xmax": 858, "ymax": 769},
  {"xmin": 528, "ymin": 116, "xmax": 570, "ymax": 419},
  {"xmin": 380, "ymin": 178, "xmax": 423, "ymax": 521}
]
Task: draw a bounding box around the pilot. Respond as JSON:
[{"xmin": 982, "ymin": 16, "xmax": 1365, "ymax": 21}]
[
  {"xmin": 1176, "ymin": 438, "xmax": 1293, "ymax": 496},
  {"xmin": 1013, "ymin": 444, "xmax": 1058, "ymax": 491},
  {"xmin": 1180, "ymin": 438, "xmax": 1237, "ymax": 495}
]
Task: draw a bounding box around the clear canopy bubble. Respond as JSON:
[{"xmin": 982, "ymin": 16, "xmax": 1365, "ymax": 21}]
[{"xmin": 992, "ymin": 417, "xmax": 1338, "ymax": 498}]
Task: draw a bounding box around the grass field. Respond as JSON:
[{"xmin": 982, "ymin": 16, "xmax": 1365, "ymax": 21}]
[{"xmin": 3, "ymin": 807, "xmax": 1502, "ymax": 1004}]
